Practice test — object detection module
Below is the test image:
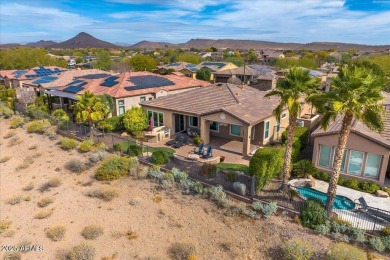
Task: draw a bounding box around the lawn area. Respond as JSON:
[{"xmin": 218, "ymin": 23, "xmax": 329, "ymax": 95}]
[
  {"xmin": 217, "ymin": 163, "xmax": 249, "ymax": 174},
  {"xmin": 120, "ymin": 141, "xmax": 175, "ymax": 156}
]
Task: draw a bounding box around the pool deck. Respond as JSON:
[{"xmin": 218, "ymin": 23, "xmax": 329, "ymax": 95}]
[{"xmin": 314, "ymin": 180, "xmax": 390, "ymax": 211}]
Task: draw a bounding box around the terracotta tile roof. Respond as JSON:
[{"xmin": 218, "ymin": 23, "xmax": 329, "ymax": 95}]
[
  {"xmin": 141, "ymin": 83, "xmax": 282, "ymax": 125},
  {"xmin": 0, "ymin": 70, "xmax": 16, "ymax": 78},
  {"xmin": 3, "ymin": 66, "xmax": 67, "ymax": 80},
  {"xmin": 57, "ymin": 71, "xmax": 209, "ymax": 98}
]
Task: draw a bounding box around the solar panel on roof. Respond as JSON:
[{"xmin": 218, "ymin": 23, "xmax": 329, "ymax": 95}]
[
  {"xmin": 32, "ymin": 76, "xmax": 58, "ymax": 84},
  {"xmin": 100, "ymin": 76, "xmax": 119, "ymax": 87},
  {"xmin": 124, "ymin": 75, "xmax": 175, "ymax": 91},
  {"xmin": 76, "ymin": 73, "xmax": 111, "ymax": 79},
  {"xmin": 63, "ymin": 81, "xmax": 87, "ymax": 93},
  {"xmin": 202, "ymin": 62, "xmax": 225, "ymax": 68}
]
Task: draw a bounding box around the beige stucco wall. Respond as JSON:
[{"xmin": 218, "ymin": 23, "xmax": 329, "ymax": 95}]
[{"xmin": 312, "ymin": 132, "xmax": 389, "ymax": 186}]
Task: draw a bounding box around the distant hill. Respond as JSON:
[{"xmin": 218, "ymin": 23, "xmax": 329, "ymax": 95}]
[
  {"xmin": 47, "ymin": 32, "xmax": 120, "ymax": 49},
  {"xmin": 0, "ymin": 43, "xmax": 22, "ymax": 49},
  {"xmin": 130, "ymin": 38, "xmax": 390, "ymax": 51},
  {"xmin": 26, "ymin": 40, "xmax": 57, "ymax": 47}
]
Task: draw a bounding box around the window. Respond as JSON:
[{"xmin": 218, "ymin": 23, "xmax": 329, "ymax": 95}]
[
  {"xmin": 318, "ymin": 144, "xmax": 332, "ymax": 168},
  {"xmin": 189, "ymin": 116, "xmax": 199, "ymax": 128},
  {"xmin": 148, "ymin": 110, "xmax": 164, "ymax": 127},
  {"xmin": 333, "ymin": 149, "xmax": 348, "ymax": 172},
  {"xmin": 281, "ymin": 113, "xmax": 287, "ymax": 119},
  {"xmin": 276, "ymin": 120, "xmax": 280, "ymax": 133},
  {"xmin": 264, "ymin": 121, "xmax": 270, "ymax": 139},
  {"xmin": 140, "ymin": 96, "xmax": 146, "ymax": 102},
  {"xmin": 230, "ymin": 124, "xmax": 241, "ymax": 136},
  {"xmin": 348, "ymin": 151, "xmax": 364, "ymax": 175},
  {"xmin": 118, "ymin": 100, "xmax": 125, "ymax": 115},
  {"xmin": 364, "ymin": 154, "xmax": 381, "ymax": 178},
  {"xmin": 250, "ymin": 127, "xmax": 255, "ymax": 140},
  {"xmin": 210, "ymin": 121, "xmax": 219, "ymax": 132}
]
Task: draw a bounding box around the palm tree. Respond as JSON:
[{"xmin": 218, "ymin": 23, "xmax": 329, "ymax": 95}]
[
  {"xmin": 310, "ymin": 65, "xmax": 385, "ymax": 216},
  {"xmin": 71, "ymin": 91, "xmax": 109, "ymax": 137},
  {"xmin": 265, "ymin": 67, "xmax": 321, "ymax": 191}
]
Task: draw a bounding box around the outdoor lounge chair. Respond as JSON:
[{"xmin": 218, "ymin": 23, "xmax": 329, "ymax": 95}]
[
  {"xmin": 356, "ymin": 197, "xmax": 390, "ymax": 222},
  {"xmin": 172, "ymin": 135, "xmax": 189, "ymax": 148},
  {"xmin": 165, "ymin": 135, "xmax": 182, "ymax": 146},
  {"xmin": 201, "ymin": 146, "xmax": 213, "ymax": 159},
  {"xmin": 193, "ymin": 143, "xmax": 204, "ymax": 155}
]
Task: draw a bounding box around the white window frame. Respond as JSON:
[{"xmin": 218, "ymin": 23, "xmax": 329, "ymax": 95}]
[
  {"xmin": 347, "ymin": 150, "xmax": 364, "ymax": 176},
  {"xmin": 147, "ymin": 110, "xmax": 164, "ymax": 127},
  {"xmin": 210, "ymin": 121, "xmax": 219, "ymax": 132},
  {"xmin": 230, "ymin": 124, "xmax": 242, "ymax": 137},
  {"xmin": 264, "ymin": 120, "xmax": 270, "ymax": 140},
  {"xmin": 118, "ymin": 100, "xmax": 125, "ymax": 115},
  {"xmin": 189, "ymin": 116, "xmax": 199, "ymax": 128},
  {"xmin": 276, "ymin": 120, "xmax": 280, "ymax": 133},
  {"xmin": 281, "ymin": 113, "xmax": 287, "ymax": 119},
  {"xmin": 250, "ymin": 127, "xmax": 255, "ymax": 140},
  {"xmin": 318, "ymin": 144, "xmax": 332, "ymax": 168},
  {"xmin": 140, "ymin": 96, "xmax": 146, "ymax": 102},
  {"xmin": 363, "ymin": 153, "xmax": 382, "ymax": 179},
  {"xmin": 332, "ymin": 148, "xmax": 348, "ymax": 172}
]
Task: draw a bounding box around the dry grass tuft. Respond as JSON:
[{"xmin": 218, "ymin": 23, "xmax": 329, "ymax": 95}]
[
  {"xmin": 6, "ymin": 195, "xmax": 23, "ymax": 205},
  {"xmin": 3, "ymin": 230, "xmax": 16, "ymax": 237},
  {"xmin": 81, "ymin": 225, "xmax": 104, "ymax": 240},
  {"xmin": 38, "ymin": 197, "xmax": 54, "ymax": 207},
  {"xmin": 7, "ymin": 136, "xmax": 23, "ymax": 147},
  {"xmin": 28, "ymin": 144, "xmax": 38, "ymax": 150},
  {"xmin": 32, "ymin": 152, "xmax": 43, "ymax": 158},
  {"xmin": 15, "ymin": 156, "xmax": 34, "ymax": 171},
  {"xmin": 88, "ymin": 188, "xmax": 119, "ymax": 202},
  {"xmin": 3, "ymin": 131, "xmax": 16, "ymax": 139},
  {"xmin": 0, "ymin": 220, "xmax": 11, "ymax": 234},
  {"xmin": 168, "ymin": 242, "xmax": 197, "ymax": 260},
  {"xmin": 68, "ymin": 243, "xmax": 96, "ymax": 260},
  {"xmin": 48, "ymin": 176, "xmax": 62, "ymax": 188},
  {"xmin": 111, "ymin": 230, "xmax": 124, "ymax": 238},
  {"xmin": 22, "ymin": 182, "xmax": 34, "ymax": 191},
  {"xmin": 3, "ymin": 252, "xmax": 22, "ymax": 260},
  {"xmin": 46, "ymin": 225, "xmax": 66, "ymax": 241},
  {"xmin": 125, "ymin": 229, "xmax": 138, "ymax": 240},
  {"xmin": 34, "ymin": 209, "xmax": 53, "ymax": 219},
  {"xmin": 0, "ymin": 156, "xmax": 11, "ymax": 163},
  {"xmin": 24, "ymin": 195, "xmax": 31, "ymax": 201},
  {"xmin": 152, "ymin": 195, "xmax": 162, "ymax": 203}
]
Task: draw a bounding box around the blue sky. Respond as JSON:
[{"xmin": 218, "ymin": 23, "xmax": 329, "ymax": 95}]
[{"xmin": 0, "ymin": 0, "xmax": 389, "ymax": 45}]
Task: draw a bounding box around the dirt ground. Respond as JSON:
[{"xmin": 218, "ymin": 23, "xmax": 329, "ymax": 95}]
[{"xmin": 0, "ymin": 118, "xmax": 383, "ymax": 260}]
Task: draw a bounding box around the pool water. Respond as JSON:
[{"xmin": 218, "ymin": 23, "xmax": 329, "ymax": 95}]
[{"xmin": 296, "ymin": 186, "xmax": 355, "ymax": 210}]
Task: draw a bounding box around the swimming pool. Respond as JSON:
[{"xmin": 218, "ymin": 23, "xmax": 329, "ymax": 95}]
[{"xmin": 296, "ymin": 186, "xmax": 355, "ymax": 210}]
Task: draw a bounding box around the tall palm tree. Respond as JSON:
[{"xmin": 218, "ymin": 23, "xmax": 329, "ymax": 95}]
[
  {"xmin": 71, "ymin": 91, "xmax": 109, "ymax": 137},
  {"xmin": 310, "ymin": 65, "xmax": 385, "ymax": 216},
  {"xmin": 265, "ymin": 67, "xmax": 321, "ymax": 191}
]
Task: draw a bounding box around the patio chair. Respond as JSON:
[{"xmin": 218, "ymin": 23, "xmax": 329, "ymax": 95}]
[
  {"xmin": 193, "ymin": 143, "xmax": 204, "ymax": 155},
  {"xmin": 201, "ymin": 146, "xmax": 213, "ymax": 159},
  {"xmin": 187, "ymin": 128, "xmax": 195, "ymax": 137},
  {"xmin": 172, "ymin": 135, "xmax": 189, "ymax": 148},
  {"xmin": 165, "ymin": 135, "xmax": 182, "ymax": 146},
  {"xmin": 356, "ymin": 197, "xmax": 390, "ymax": 222}
]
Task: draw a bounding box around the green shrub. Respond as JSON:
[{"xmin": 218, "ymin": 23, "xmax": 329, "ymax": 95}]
[
  {"xmin": 68, "ymin": 243, "xmax": 96, "ymax": 260},
  {"xmin": 127, "ymin": 144, "xmax": 142, "ymax": 156},
  {"xmin": 46, "ymin": 225, "xmax": 66, "ymax": 241},
  {"xmin": 300, "ymin": 200, "xmax": 327, "ymax": 229},
  {"xmin": 383, "ymin": 236, "xmax": 390, "ymax": 250},
  {"xmin": 369, "ymin": 237, "xmax": 386, "ymax": 252},
  {"xmin": 79, "ymin": 139, "xmax": 94, "ymax": 153},
  {"xmin": 358, "ymin": 181, "xmax": 381, "ymax": 194},
  {"xmin": 60, "ymin": 137, "xmax": 79, "ymax": 150},
  {"xmin": 123, "ymin": 107, "xmax": 148, "ymax": 135},
  {"xmin": 233, "ymin": 182, "xmax": 246, "ymax": 195},
  {"xmin": 337, "ymin": 176, "xmax": 346, "ymax": 185},
  {"xmin": 384, "ymin": 187, "xmax": 390, "ymax": 196},
  {"xmin": 344, "ymin": 178, "xmax": 360, "ymax": 190},
  {"xmin": 51, "ymin": 109, "xmax": 70, "ymax": 122},
  {"xmin": 171, "ymin": 168, "xmax": 188, "ymax": 182},
  {"xmin": 9, "ymin": 116, "xmax": 24, "ymax": 129},
  {"xmin": 97, "ymin": 116, "xmax": 124, "ymax": 132},
  {"xmin": 327, "ymin": 242, "xmax": 367, "ymax": 260},
  {"xmin": 312, "ymin": 171, "xmax": 330, "ymax": 181},
  {"xmin": 81, "ymin": 225, "xmax": 104, "ymax": 240},
  {"xmin": 224, "ymin": 171, "xmax": 237, "ymax": 182},
  {"xmin": 27, "ymin": 119, "xmax": 51, "ymax": 134},
  {"xmin": 95, "ymin": 156, "xmax": 138, "ymax": 181},
  {"xmin": 151, "ymin": 150, "xmax": 168, "ymax": 165},
  {"xmin": 0, "ymin": 105, "xmax": 13, "ymax": 118},
  {"xmin": 249, "ymin": 146, "xmax": 285, "ymax": 191},
  {"xmin": 201, "ymin": 164, "xmax": 217, "ymax": 177},
  {"xmin": 382, "ymin": 225, "xmax": 390, "ymax": 236},
  {"xmin": 282, "ymin": 239, "xmax": 314, "ymax": 260},
  {"xmin": 281, "ymin": 126, "xmax": 309, "ymax": 149},
  {"xmin": 291, "ymin": 160, "xmax": 318, "ymax": 178},
  {"xmin": 292, "ymin": 137, "xmax": 301, "ymax": 162},
  {"xmin": 193, "ymin": 133, "xmax": 203, "ymax": 145}
]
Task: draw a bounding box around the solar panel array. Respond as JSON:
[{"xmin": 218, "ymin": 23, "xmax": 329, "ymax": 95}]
[
  {"xmin": 32, "ymin": 76, "xmax": 58, "ymax": 84},
  {"xmin": 13, "ymin": 70, "xmax": 27, "ymax": 78},
  {"xmin": 63, "ymin": 81, "xmax": 87, "ymax": 93},
  {"xmin": 168, "ymin": 63, "xmax": 181, "ymax": 67},
  {"xmin": 76, "ymin": 73, "xmax": 111, "ymax": 79},
  {"xmin": 201, "ymin": 62, "xmax": 226, "ymax": 68},
  {"xmin": 24, "ymin": 66, "xmax": 65, "ymax": 79},
  {"xmin": 125, "ymin": 75, "xmax": 175, "ymax": 91},
  {"xmin": 100, "ymin": 76, "xmax": 119, "ymax": 87}
]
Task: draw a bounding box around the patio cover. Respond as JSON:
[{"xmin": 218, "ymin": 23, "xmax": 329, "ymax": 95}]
[{"xmin": 44, "ymin": 89, "xmax": 77, "ymax": 100}]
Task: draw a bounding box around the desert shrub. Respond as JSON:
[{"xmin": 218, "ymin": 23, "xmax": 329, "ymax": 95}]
[
  {"xmin": 3, "ymin": 131, "xmax": 16, "ymax": 139},
  {"xmin": 125, "ymin": 229, "xmax": 138, "ymax": 240},
  {"xmin": 383, "ymin": 236, "xmax": 390, "ymax": 250},
  {"xmin": 38, "ymin": 197, "xmax": 54, "ymax": 207},
  {"xmin": 59, "ymin": 137, "xmax": 79, "ymax": 150},
  {"xmin": 9, "ymin": 116, "xmax": 24, "ymax": 129},
  {"xmin": 88, "ymin": 150, "xmax": 107, "ymax": 164},
  {"xmin": 79, "ymin": 139, "xmax": 94, "ymax": 153},
  {"xmin": 300, "ymin": 200, "xmax": 327, "ymax": 229},
  {"xmin": 171, "ymin": 168, "xmax": 188, "ymax": 182},
  {"xmin": 48, "ymin": 176, "xmax": 62, "ymax": 187},
  {"xmin": 369, "ymin": 237, "xmax": 386, "ymax": 252},
  {"xmin": 224, "ymin": 171, "xmax": 237, "ymax": 182},
  {"xmin": 209, "ymin": 185, "xmax": 231, "ymax": 207},
  {"xmin": 193, "ymin": 182, "xmax": 204, "ymax": 194},
  {"xmin": 315, "ymin": 224, "xmax": 330, "ymax": 235},
  {"xmin": 16, "ymin": 156, "xmax": 33, "ymax": 171},
  {"xmin": 327, "ymin": 242, "xmax": 367, "ymax": 260},
  {"xmin": 26, "ymin": 119, "xmax": 51, "ymax": 134},
  {"xmin": 249, "ymin": 146, "xmax": 285, "ymax": 191},
  {"xmin": 282, "ymin": 239, "xmax": 314, "ymax": 260},
  {"xmin": 0, "ymin": 156, "xmax": 11, "ymax": 163},
  {"xmin": 344, "ymin": 178, "xmax": 360, "ymax": 190},
  {"xmin": 0, "ymin": 220, "xmax": 11, "ymax": 234},
  {"xmin": 168, "ymin": 243, "xmax": 197, "ymax": 260},
  {"xmin": 81, "ymin": 225, "xmax": 104, "ymax": 240},
  {"xmin": 6, "ymin": 195, "xmax": 22, "ymax": 205},
  {"xmin": 151, "ymin": 150, "xmax": 168, "ymax": 165},
  {"xmin": 201, "ymin": 164, "xmax": 217, "ymax": 177},
  {"xmin": 22, "ymin": 182, "xmax": 34, "ymax": 191},
  {"xmin": 382, "ymin": 225, "xmax": 390, "ymax": 236},
  {"xmin": 233, "ymin": 182, "xmax": 246, "ymax": 195},
  {"xmin": 252, "ymin": 201, "xmax": 278, "ymax": 219},
  {"xmin": 28, "ymin": 144, "xmax": 38, "ymax": 150},
  {"xmin": 312, "ymin": 171, "xmax": 331, "ymax": 182},
  {"xmin": 384, "ymin": 187, "xmax": 390, "ymax": 196},
  {"xmin": 352, "ymin": 228, "xmax": 366, "ymax": 243},
  {"xmin": 95, "ymin": 142, "xmax": 107, "ymax": 151},
  {"xmin": 8, "ymin": 136, "xmax": 23, "ymax": 147},
  {"xmin": 3, "ymin": 252, "xmax": 21, "ymax": 260},
  {"xmin": 65, "ymin": 158, "xmax": 86, "ymax": 173},
  {"xmin": 68, "ymin": 243, "xmax": 96, "ymax": 260},
  {"xmin": 291, "ymin": 160, "xmax": 318, "ymax": 178},
  {"xmin": 51, "ymin": 108, "xmax": 69, "ymax": 122},
  {"xmin": 127, "ymin": 143, "xmax": 142, "ymax": 156},
  {"xmin": 95, "ymin": 156, "xmax": 138, "ymax": 181},
  {"xmin": 281, "ymin": 126, "xmax": 309, "ymax": 148},
  {"xmin": 359, "ymin": 181, "xmax": 381, "ymax": 194},
  {"xmin": 136, "ymin": 165, "xmax": 149, "ymax": 179},
  {"xmin": 88, "ymin": 188, "xmax": 119, "ymax": 201},
  {"xmin": 34, "ymin": 209, "xmax": 53, "ymax": 219},
  {"xmin": 97, "ymin": 115, "xmax": 124, "ymax": 132},
  {"xmin": 0, "ymin": 105, "xmax": 13, "ymax": 118},
  {"xmin": 148, "ymin": 165, "xmax": 165, "ymax": 180},
  {"xmin": 46, "ymin": 225, "xmax": 66, "ymax": 241}
]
